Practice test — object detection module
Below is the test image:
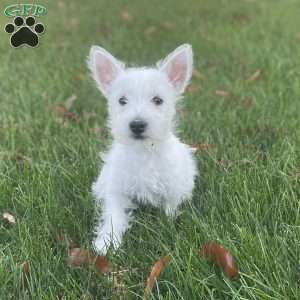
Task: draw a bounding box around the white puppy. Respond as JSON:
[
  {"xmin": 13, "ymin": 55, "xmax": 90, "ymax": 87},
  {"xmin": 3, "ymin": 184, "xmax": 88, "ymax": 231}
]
[{"xmin": 87, "ymin": 44, "xmax": 198, "ymax": 254}]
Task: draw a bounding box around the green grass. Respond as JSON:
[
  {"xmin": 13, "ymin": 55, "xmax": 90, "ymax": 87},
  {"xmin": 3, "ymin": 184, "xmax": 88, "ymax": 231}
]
[{"xmin": 1, "ymin": 0, "xmax": 300, "ymax": 299}]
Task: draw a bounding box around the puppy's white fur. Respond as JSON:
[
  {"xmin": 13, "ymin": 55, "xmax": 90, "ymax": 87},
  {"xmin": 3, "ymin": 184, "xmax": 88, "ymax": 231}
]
[{"xmin": 87, "ymin": 44, "xmax": 198, "ymax": 254}]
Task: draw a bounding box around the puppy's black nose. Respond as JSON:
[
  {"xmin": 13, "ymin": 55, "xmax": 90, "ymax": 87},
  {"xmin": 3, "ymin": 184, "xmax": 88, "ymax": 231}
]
[{"xmin": 129, "ymin": 119, "xmax": 147, "ymax": 135}]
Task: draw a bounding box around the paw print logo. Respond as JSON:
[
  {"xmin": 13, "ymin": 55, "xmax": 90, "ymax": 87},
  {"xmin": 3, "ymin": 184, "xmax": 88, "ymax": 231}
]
[{"xmin": 4, "ymin": 16, "xmax": 45, "ymax": 48}]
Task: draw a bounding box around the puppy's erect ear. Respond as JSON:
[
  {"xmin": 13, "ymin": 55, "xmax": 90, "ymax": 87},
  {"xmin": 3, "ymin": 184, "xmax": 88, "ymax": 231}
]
[
  {"xmin": 88, "ymin": 46, "xmax": 124, "ymax": 96},
  {"xmin": 158, "ymin": 44, "xmax": 193, "ymax": 94}
]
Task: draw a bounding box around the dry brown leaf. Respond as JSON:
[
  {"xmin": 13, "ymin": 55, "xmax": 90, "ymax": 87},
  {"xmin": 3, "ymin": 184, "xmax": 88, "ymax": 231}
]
[
  {"xmin": 217, "ymin": 159, "xmax": 233, "ymax": 170},
  {"xmin": 95, "ymin": 256, "xmax": 111, "ymax": 273},
  {"xmin": 74, "ymin": 72, "xmax": 85, "ymax": 81},
  {"xmin": 68, "ymin": 248, "xmax": 111, "ymax": 274},
  {"xmin": 53, "ymin": 104, "xmax": 67, "ymax": 115},
  {"xmin": 55, "ymin": 231, "xmax": 78, "ymax": 249},
  {"xmin": 242, "ymin": 97, "xmax": 256, "ymax": 109},
  {"xmin": 63, "ymin": 111, "xmax": 80, "ymax": 123},
  {"xmin": 112, "ymin": 273, "xmax": 126, "ymax": 294},
  {"xmin": 3, "ymin": 212, "xmax": 16, "ymax": 224},
  {"xmin": 192, "ymin": 69, "xmax": 206, "ymax": 80},
  {"xmin": 55, "ymin": 231, "xmax": 66, "ymax": 243},
  {"xmin": 187, "ymin": 84, "xmax": 201, "ymax": 94},
  {"xmin": 161, "ymin": 21, "xmax": 175, "ymax": 30},
  {"xmin": 215, "ymin": 90, "xmax": 229, "ymax": 97},
  {"xmin": 15, "ymin": 153, "xmax": 32, "ymax": 165},
  {"xmin": 83, "ymin": 111, "xmax": 97, "ymax": 120},
  {"xmin": 144, "ymin": 255, "xmax": 171, "ymax": 300},
  {"xmin": 22, "ymin": 260, "xmax": 30, "ymax": 276},
  {"xmin": 0, "ymin": 152, "xmax": 32, "ymax": 165},
  {"xmin": 246, "ymin": 69, "xmax": 262, "ymax": 82},
  {"xmin": 199, "ymin": 242, "xmax": 239, "ymax": 279},
  {"xmin": 110, "ymin": 268, "xmax": 137, "ymax": 295},
  {"xmin": 92, "ymin": 125, "xmax": 102, "ymax": 136},
  {"xmin": 144, "ymin": 26, "xmax": 157, "ymax": 36},
  {"xmin": 190, "ymin": 143, "xmax": 215, "ymax": 153},
  {"xmin": 231, "ymin": 13, "xmax": 250, "ymax": 24},
  {"xmin": 289, "ymin": 168, "xmax": 300, "ymax": 177},
  {"xmin": 57, "ymin": 1, "xmax": 65, "ymax": 9},
  {"xmin": 68, "ymin": 248, "xmax": 93, "ymax": 267},
  {"xmin": 21, "ymin": 259, "xmax": 30, "ymax": 289},
  {"xmin": 65, "ymin": 94, "xmax": 77, "ymax": 110},
  {"xmin": 69, "ymin": 18, "xmax": 79, "ymax": 28},
  {"xmin": 53, "ymin": 104, "xmax": 80, "ymax": 123},
  {"xmin": 121, "ymin": 10, "xmax": 133, "ymax": 23}
]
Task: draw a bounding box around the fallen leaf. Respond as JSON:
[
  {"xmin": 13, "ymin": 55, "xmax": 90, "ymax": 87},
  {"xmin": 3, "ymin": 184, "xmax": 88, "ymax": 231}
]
[
  {"xmin": 192, "ymin": 69, "xmax": 206, "ymax": 80},
  {"xmin": 239, "ymin": 158, "xmax": 255, "ymax": 166},
  {"xmin": 55, "ymin": 231, "xmax": 78, "ymax": 249},
  {"xmin": 69, "ymin": 18, "xmax": 79, "ymax": 28},
  {"xmin": 187, "ymin": 84, "xmax": 201, "ymax": 94},
  {"xmin": 121, "ymin": 10, "xmax": 133, "ymax": 23},
  {"xmin": 95, "ymin": 256, "xmax": 111, "ymax": 273},
  {"xmin": 63, "ymin": 111, "xmax": 80, "ymax": 122},
  {"xmin": 91, "ymin": 125, "xmax": 102, "ymax": 136},
  {"xmin": 215, "ymin": 90, "xmax": 229, "ymax": 97},
  {"xmin": 289, "ymin": 168, "xmax": 300, "ymax": 177},
  {"xmin": 68, "ymin": 248, "xmax": 93, "ymax": 267},
  {"xmin": 0, "ymin": 152, "xmax": 32, "ymax": 166},
  {"xmin": 3, "ymin": 212, "xmax": 16, "ymax": 224},
  {"xmin": 199, "ymin": 242, "xmax": 238, "ymax": 279},
  {"xmin": 53, "ymin": 104, "xmax": 80, "ymax": 123},
  {"xmin": 110, "ymin": 268, "xmax": 138, "ymax": 296},
  {"xmin": 74, "ymin": 72, "xmax": 85, "ymax": 81},
  {"xmin": 190, "ymin": 143, "xmax": 215, "ymax": 153},
  {"xmin": 65, "ymin": 94, "xmax": 77, "ymax": 110},
  {"xmin": 68, "ymin": 248, "xmax": 111, "ymax": 274},
  {"xmin": 53, "ymin": 104, "xmax": 67, "ymax": 115},
  {"xmin": 231, "ymin": 13, "xmax": 250, "ymax": 24},
  {"xmin": 144, "ymin": 26, "xmax": 157, "ymax": 36},
  {"xmin": 83, "ymin": 111, "xmax": 97, "ymax": 120},
  {"xmin": 246, "ymin": 69, "xmax": 262, "ymax": 82},
  {"xmin": 57, "ymin": 1, "xmax": 66, "ymax": 9},
  {"xmin": 144, "ymin": 255, "xmax": 171, "ymax": 300},
  {"xmin": 217, "ymin": 159, "xmax": 233, "ymax": 171},
  {"xmin": 58, "ymin": 41, "xmax": 71, "ymax": 49},
  {"xmin": 161, "ymin": 21, "xmax": 175, "ymax": 30},
  {"xmin": 242, "ymin": 97, "xmax": 255, "ymax": 109},
  {"xmin": 21, "ymin": 259, "xmax": 30, "ymax": 289},
  {"xmin": 14, "ymin": 153, "xmax": 32, "ymax": 165},
  {"xmin": 22, "ymin": 260, "xmax": 30, "ymax": 276},
  {"xmin": 112, "ymin": 273, "xmax": 126, "ymax": 295},
  {"xmin": 296, "ymin": 32, "xmax": 300, "ymax": 40}
]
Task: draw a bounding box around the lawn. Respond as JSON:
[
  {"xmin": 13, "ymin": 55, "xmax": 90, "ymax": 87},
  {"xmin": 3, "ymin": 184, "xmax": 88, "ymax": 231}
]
[{"xmin": 1, "ymin": 0, "xmax": 300, "ymax": 299}]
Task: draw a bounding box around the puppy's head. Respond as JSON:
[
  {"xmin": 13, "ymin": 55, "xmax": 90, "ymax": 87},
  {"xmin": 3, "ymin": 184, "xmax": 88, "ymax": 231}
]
[{"xmin": 87, "ymin": 44, "xmax": 193, "ymax": 144}]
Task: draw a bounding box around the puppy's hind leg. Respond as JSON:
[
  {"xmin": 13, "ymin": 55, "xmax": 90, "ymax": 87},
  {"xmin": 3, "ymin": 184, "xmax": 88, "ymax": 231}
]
[{"xmin": 93, "ymin": 193, "xmax": 135, "ymax": 254}]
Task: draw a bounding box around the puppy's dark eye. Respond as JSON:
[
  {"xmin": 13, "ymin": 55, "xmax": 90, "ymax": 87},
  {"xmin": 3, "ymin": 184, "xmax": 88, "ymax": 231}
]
[
  {"xmin": 119, "ymin": 96, "xmax": 127, "ymax": 105},
  {"xmin": 152, "ymin": 96, "xmax": 163, "ymax": 105}
]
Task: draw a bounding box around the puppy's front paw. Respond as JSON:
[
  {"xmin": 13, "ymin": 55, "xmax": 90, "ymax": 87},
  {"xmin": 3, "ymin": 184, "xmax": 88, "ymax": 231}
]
[
  {"xmin": 165, "ymin": 205, "xmax": 180, "ymax": 218},
  {"xmin": 93, "ymin": 237, "xmax": 110, "ymax": 255},
  {"xmin": 93, "ymin": 235, "xmax": 121, "ymax": 254}
]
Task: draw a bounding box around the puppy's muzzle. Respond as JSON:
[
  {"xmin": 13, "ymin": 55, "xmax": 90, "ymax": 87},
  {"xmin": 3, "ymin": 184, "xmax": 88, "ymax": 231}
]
[{"xmin": 129, "ymin": 119, "xmax": 147, "ymax": 138}]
